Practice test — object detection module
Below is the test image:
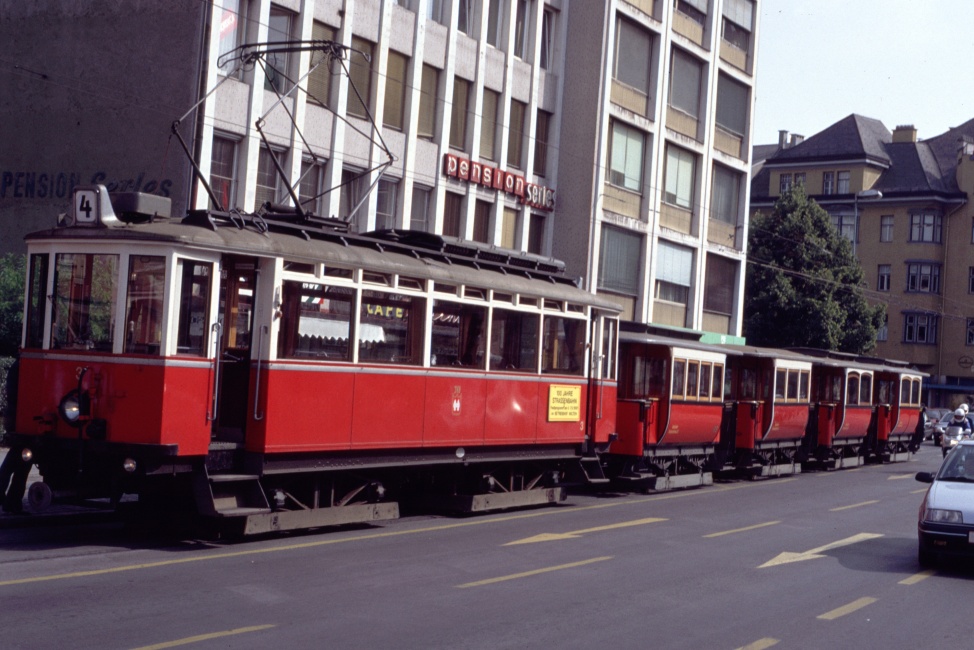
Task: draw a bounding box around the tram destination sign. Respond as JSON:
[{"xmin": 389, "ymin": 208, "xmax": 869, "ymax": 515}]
[{"xmin": 443, "ymin": 153, "xmax": 555, "ymax": 211}]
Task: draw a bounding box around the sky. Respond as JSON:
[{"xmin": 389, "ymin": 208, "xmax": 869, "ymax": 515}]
[{"xmin": 752, "ymin": 0, "xmax": 973, "ymax": 146}]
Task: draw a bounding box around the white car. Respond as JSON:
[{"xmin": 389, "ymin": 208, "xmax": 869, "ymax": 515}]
[{"xmin": 916, "ymin": 440, "xmax": 974, "ymax": 566}]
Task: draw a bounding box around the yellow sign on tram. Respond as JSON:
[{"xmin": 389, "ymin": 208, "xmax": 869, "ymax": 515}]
[{"xmin": 548, "ymin": 385, "xmax": 581, "ymax": 422}]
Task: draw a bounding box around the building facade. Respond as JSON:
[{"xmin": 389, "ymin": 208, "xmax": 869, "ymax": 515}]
[
  {"xmin": 1, "ymin": 0, "xmax": 758, "ymax": 340},
  {"xmin": 751, "ymin": 115, "xmax": 974, "ymax": 405}
]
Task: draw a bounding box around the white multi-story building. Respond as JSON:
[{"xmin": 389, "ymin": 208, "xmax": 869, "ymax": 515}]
[{"xmin": 0, "ymin": 0, "xmax": 758, "ymax": 339}]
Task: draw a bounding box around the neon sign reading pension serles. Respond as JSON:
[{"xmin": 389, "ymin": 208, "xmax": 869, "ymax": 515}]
[{"xmin": 443, "ymin": 153, "xmax": 555, "ymax": 211}]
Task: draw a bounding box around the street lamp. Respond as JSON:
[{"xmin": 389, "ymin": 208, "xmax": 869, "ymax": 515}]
[{"xmin": 854, "ymin": 189, "xmax": 884, "ymax": 256}]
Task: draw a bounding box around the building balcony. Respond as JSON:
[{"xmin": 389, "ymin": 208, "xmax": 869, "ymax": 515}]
[
  {"xmin": 713, "ymin": 126, "xmax": 744, "ymax": 160},
  {"xmin": 666, "ymin": 105, "xmax": 699, "ymax": 141},
  {"xmin": 672, "ymin": 11, "xmax": 705, "ymax": 47},
  {"xmin": 660, "ymin": 202, "xmax": 693, "ymax": 234},
  {"xmin": 610, "ymin": 80, "xmax": 652, "ymax": 119},
  {"xmin": 719, "ymin": 39, "xmax": 749, "ymax": 72},
  {"xmin": 602, "ymin": 182, "xmax": 643, "ymax": 220}
]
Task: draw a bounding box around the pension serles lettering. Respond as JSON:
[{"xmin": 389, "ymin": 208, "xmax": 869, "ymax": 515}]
[{"xmin": 443, "ymin": 153, "xmax": 555, "ymax": 211}]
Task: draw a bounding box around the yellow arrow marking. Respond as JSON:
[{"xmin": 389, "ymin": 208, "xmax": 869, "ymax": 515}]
[
  {"xmin": 830, "ymin": 500, "xmax": 879, "ymax": 511},
  {"xmin": 504, "ymin": 517, "xmax": 667, "ymax": 545},
  {"xmin": 817, "ymin": 596, "xmax": 877, "ymax": 620},
  {"xmin": 759, "ymin": 533, "xmax": 883, "ymax": 568},
  {"xmin": 131, "ymin": 625, "xmax": 276, "ymax": 650},
  {"xmin": 456, "ymin": 556, "xmax": 613, "ymax": 588}
]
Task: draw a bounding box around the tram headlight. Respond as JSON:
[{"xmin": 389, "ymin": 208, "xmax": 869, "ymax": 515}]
[
  {"xmin": 21, "ymin": 448, "xmax": 33, "ymax": 463},
  {"xmin": 58, "ymin": 389, "xmax": 89, "ymax": 427},
  {"xmin": 122, "ymin": 458, "xmax": 137, "ymax": 473}
]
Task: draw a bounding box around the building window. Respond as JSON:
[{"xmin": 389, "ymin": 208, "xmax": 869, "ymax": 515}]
[
  {"xmin": 307, "ymin": 21, "xmax": 336, "ymax": 107},
  {"xmin": 383, "ymin": 51, "xmax": 408, "ymax": 131},
  {"xmin": 217, "ymin": 0, "xmax": 246, "ymax": 76},
  {"xmin": 880, "ymin": 215, "xmax": 894, "ymax": 242},
  {"xmin": 877, "ymin": 313, "xmax": 888, "ymax": 342},
  {"xmin": 534, "ymin": 110, "xmax": 551, "ymax": 176},
  {"xmin": 264, "ymin": 7, "xmax": 293, "ymax": 93},
  {"xmin": 721, "ymin": 0, "xmax": 753, "ymax": 51},
  {"xmin": 340, "ymin": 168, "xmax": 367, "ymax": 227},
  {"xmin": 664, "ymin": 145, "xmax": 696, "ymax": 210},
  {"xmin": 443, "ymin": 192, "xmax": 463, "ymax": 237},
  {"xmin": 347, "ymin": 37, "xmax": 374, "ymax": 120},
  {"xmin": 417, "ymin": 65, "xmax": 438, "ymax": 140},
  {"xmin": 473, "ymin": 200, "xmax": 491, "ymax": 243},
  {"xmin": 501, "ymin": 207, "xmax": 519, "ymax": 249},
  {"xmin": 906, "ymin": 262, "xmax": 941, "ymax": 293},
  {"xmin": 904, "ymin": 312, "xmax": 937, "ymax": 344},
  {"xmin": 669, "ymin": 49, "xmax": 702, "ymax": 119},
  {"xmin": 837, "ymin": 170, "xmax": 850, "ymax": 193},
  {"xmin": 778, "ymin": 173, "xmax": 792, "ymax": 194},
  {"xmin": 609, "ymin": 121, "xmax": 645, "ymax": 192},
  {"xmin": 599, "ymin": 226, "xmax": 642, "ymax": 295},
  {"xmin": 675, "ymin": 0, "xmax": 707, "ymax": 26},
  {"xmin": 967, "ymin": 318, "xmax": 974, "ymax": 346},
  {"xmin": 256, "ymin": 147, "xmax": 285, "ymax": 209},
  {"xmin": 704, "ymin": 254, "xmax": 736, "ymax": 316},
  {"xmin": 655, "ymin": 241, "xmax": 693, "ymax": 306},
  {"xmin": 427, "ymin": 0, "xmax": 444, "ymax": 24},
  {"xmin": 539, "ymin": 8, "xmax": 554, "ymax": 70},
  {"xmin": 457, "ymin": 0, "xmax": 473, "ymax": 35},
  {"xmin": 877, "ymin": 264, "xmax": 890, "ymax": 292},
  {"xmin": 486, "ymin": 0, "xmax": 504, "ymax": 47},
  {"xmin": 830, "ymin": 213, "xmax": 855, "ymax": 243},
  {"xmin": 822, "ymin": 171, "xmax": 834, "ymax": 195},
  {"xmin": 375, "ymin": 179, "xmax": 398, "ymax": 230},
  {"xmin": 910, "ymin": 213, "xmax": 942, "ymax": 243},
  {"xmin": 507, "ymin": 99, "xmax": 527, "ymax": 168},
  {"xmin": 299, "ymin": 159, "xmax": 327, "ymax": 216},
  {"xmin": 794, "ymin": 173, "xmax": 806, "ymax": 187},
  {"xmin": 614, "ymin": 17, "xmax": 653, "ymax": 97},
  {"xmin": 969, "ymin": 267, "xmax": 974, "ymax": 293},
  {"xmin": 715, "ymin": 73, "xmax": 748, "ymax": 136},
  {"xmin": 210, "ymin": 135, "xmax": 237, "ymax": 210},
  {"xmin": 410, "ymin": 186, "xmax": 432, "ymax": 231},
  {"xmin": 513, "ymin": 0, "xmax": 530, "ymax": 59},
  {"xmin": 480, "ymin": 88, "xmax": 499, "ymax": 161},
  {"xmin": 450, "ymin": 77, "xmax": 470, "ymax": 149},
  {"xmin": 528, "ymin": 213, "xmax": 545, "ymax": 254},
  {"xmin": 711, "ymin": 165, "xmax": 740, "ymax": 225}
]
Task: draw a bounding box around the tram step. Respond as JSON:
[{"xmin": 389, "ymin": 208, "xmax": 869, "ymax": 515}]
[
  {"xmin": 195, "ymin": 471, "xmax": 271, "ymax": 517},
  {"xmin": 579, "ymin": 457, "xmax": 610, "ymax": 484},
  {"xmin": 209, "ymin": 473, "xmax": 261, "ymax": 483}
]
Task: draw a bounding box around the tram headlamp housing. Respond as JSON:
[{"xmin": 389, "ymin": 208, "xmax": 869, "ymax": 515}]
[
  {"xmin": 21, "ymin": 448, "xmax": 33, "ymax": 463},
  {"xmin": 122, "ymin": 458, "xmax": 137, "ymax": 473},
  {"xmin": 58, "ymin": 389, "xmax": 90, "ymax": 427}
]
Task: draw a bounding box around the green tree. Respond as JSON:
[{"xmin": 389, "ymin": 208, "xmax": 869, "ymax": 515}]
[
  {"xmin": 0, "ymin": 253, "xmax": 26, "ymax": 357},
  {"xmin": 744, "ymin": 185, "xmax": 885, "ymax": 353}
]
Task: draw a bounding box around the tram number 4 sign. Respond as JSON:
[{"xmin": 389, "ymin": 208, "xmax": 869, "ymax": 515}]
[{"xmin": 548, "ymin": 385, "xmax": 581, "ymax": 422}]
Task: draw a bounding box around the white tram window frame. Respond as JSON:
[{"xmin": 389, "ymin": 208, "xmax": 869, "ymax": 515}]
[
  {"xmin": 173, "ymin": 256, "xmax": 215, "ymax": 357},
  {"xmin": 774, "ymin": 368, "xmax": 786, "ymax": 400},
  {"xmin": 431, "ymin": 298, "xmax": 488, "ymax": 369},
  {"xmin": 540, "ymin": 313, "xmax": 588, "ymax": 376},
  {"xmin": 672, "ymin": 359, "xmax": 687, "ymax": 398},
  {"xmin": 49, "ymin": 246, "xmax": 123, "ymax": 353},
  {"xmin": 847, "ymin": 372, "xmax": 860, "ymax": 405},
  {"xmin": 860, "ymin": 372, "xmax": 873, "ymax": 404},
  {"xmin": 686, "ymin": 360, "xmax": 700, "ymax": 398},
  {"xmin": 799, "ymin": 370, "xmax": 810, "ymax": 401}
]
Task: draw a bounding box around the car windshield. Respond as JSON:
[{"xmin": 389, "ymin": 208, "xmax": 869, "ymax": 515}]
[{"xmin": 938, "ymin": 448, "xmax": 974, "ymax": 482}]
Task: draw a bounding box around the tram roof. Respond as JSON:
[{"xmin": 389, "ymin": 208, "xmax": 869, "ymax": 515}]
[{"xmin": 26, "ymin": 215, "xmax": 623, "ymax": 312}]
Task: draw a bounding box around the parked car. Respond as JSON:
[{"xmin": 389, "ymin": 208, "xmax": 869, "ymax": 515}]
[{"xmin": 916, "ymin": 440, "xmax": 974, "ymax": 566}]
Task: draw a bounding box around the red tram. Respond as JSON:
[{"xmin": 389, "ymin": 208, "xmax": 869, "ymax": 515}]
[{"xmin": 6, "ymin": 186, "xmax": 620, "ymax": 533}]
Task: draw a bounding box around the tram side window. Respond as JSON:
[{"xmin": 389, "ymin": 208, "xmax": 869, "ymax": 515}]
[
  {"xmin": 176, "ymin": 261, "xmax": 212, "ymax": 356},
  {"xmin": 489, "ymin": 308, "xmax": 539, "ymax": 372},
  {"xmin": 699, "ymin": 363, "xmax": 711, "ymax": 399},
  {"xmin": 51, "ymin": 253, "xmax": 119, "ymax": 351},
  {"xmin": 739, "ymin": 367, "xmax": 757, "ymax": 400},
  {"xmin": 786, "ymin": 370, "xmax": 799, "ymax": 400},
  {"xmin": 713, "ymin": 364, "xmax": 724, "ymax": 400},
  {"xmin": 911, "ymin": 378, "xmax": 921, "ymax": 405},
  {"xmin": 278, "ymin": 281, "xmax": 354, "ymax": 360},
  {"xmin": 686, "ymin": 361, "xmax": 699, "ymax": 398},
  {"xmin": 541, "ymin": 316, "xmax": 586, "ymax": 375},
  {"xmin": 672, "ymin": 359, "xmax": 687, "ymax": 398},
  {"xmin": 359, "ymin": 290, "xmax": 425, "ymax": 365},
  {"xmin": 860, "ymin": 373, "xmax": 872, "ymax": 404},
  {"xmin": 25, "ymin": 253, "xmax": 49, "ymax": 348},
  {"xmin": 626, "ymin": 355, "xmax": 667, "ymax": 399},
  {"xmin": 432, "ymin": 300, "xmax": 487, "ymax": 368},
  {"xmin": 600, "ymin": 317, "xmax": 618, "ymax": 380},
  {"xmin": 799, "ymin": 370, "xmax": 809, "ymax": 401},
  {"xmin": 124, "ymin": 256, "xmax": 166, "ymax": 355},
  {"xmin": 775, "ymin": 369, "xmax": 786, "ymax": 399},
  {"xmin": 847, "ymin": 374, "xmax": 860, "ymax": 405},
  {"xmin": 879, "ymin": 379, "xmax": 893, "ymax": 405}
]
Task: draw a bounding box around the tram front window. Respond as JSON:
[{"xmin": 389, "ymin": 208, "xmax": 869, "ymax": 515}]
[
  {"xmin": 124, "ymin": 256, "xmax": 166, "ymax": 355},
  {"xmin": 51, "ymin": 253, "xmax": 119, "ymax": 351},
  {"xmin": 25, "ymin": 253, "xmax": 49, "ymax": 349}
]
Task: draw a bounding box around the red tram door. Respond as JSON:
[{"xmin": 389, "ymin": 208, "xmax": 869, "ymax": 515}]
[{"xmin": 214, "ymin": 256, "xmax": 257, "ymax": 443}]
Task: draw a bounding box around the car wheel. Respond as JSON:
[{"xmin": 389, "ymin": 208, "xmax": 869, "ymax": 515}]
[{"xmin": 918, "ymin": 545, "xmax": 937, "ymax": 568}]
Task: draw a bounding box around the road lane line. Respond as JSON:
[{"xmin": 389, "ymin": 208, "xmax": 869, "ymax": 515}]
[
  {"xmin": 736, "ymin": 638, "xmax": 779, "ymax": 650},
  {"xmin": 899, "ymin": 570, "xmax": 935, "ymax": 585},
  {"xmin": 0, "ymin": 479, "xmax": 791, "ymax": 588},
  {"xmin": 910, "ymin": 488, "xmax": 928, "ymax": 494},
  {"xmin": 816, "ymin": 597, "xmax": 877, "ymax": 620},
  {"xmin": 829, "ymin": 500, "xmax": 879, "ymax": 512},
  {"xmin": 505, "ymin": 517, "xmax": 667, "ymax": 545},
  {"xmin": 130, "ymin": 624, "xmax": 275, "ymax": 649},
  {"xmin": 703, "ymin": 521, "xmax": 780, "ymax": 538},
  {"xmin": 888, "ymin": 473, "xmax": 915, "ymax": 480},
  {"xmin": 456, "ymin": 556, "xmax": 612, "ymax": 588}
]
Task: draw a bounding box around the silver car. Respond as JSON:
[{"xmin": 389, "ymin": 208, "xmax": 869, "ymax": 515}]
[{"xmin": 916, "ymin": 440, "xmax": 974, "ymax": 566}]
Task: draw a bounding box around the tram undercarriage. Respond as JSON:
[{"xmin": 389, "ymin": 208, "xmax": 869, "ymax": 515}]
[{"xmin": 603, "ymin": 447, "xmax": 714, "ymax": 492}]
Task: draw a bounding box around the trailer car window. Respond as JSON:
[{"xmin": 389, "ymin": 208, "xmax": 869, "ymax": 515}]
[
  {"xmin": 911, "ymin": 378, "xmax": 921, "ymax": 404},
  {"xmin": 799, "ymin": 371, "xmax": 809, "ymax": 401},
  {"xmin": 541, "ymin": 316, "xmax": 585, "ymax": 375},
  {"xmin": 699, "ymin": 363, "xmax": 711, "ymax": 399},
  {"xmin": 627, "ymin": 355, "xmax": 666, "ymax": 399},
  {"xmin": 279, "ymin": 281, "xmax": 354, "ymax": 360},
  {"xmin": 775, "ymin": 369, "xmax": 786, "ymax": 399},
  {"xmin": 686, "ymin": 361, "xmax": 699, "ymax": 398},
  {"xmin": 176, "ymin": 261, "xmax": 212, "ymax": 356},
  {"xmin": 847, "ymin": 374, "xmax": 860, "ymax": 405},
  {"xmin": 25, "ymin": 253, "xmax": 49, "ymax": 349},
  {"xmin": 712, "ymin": 364, "xmax": 724, "ymax": 400},
  {"xmin": 786, "ymin": 370, "xmax": 799, "ymax": 400},
  {"xmin": 431, "ymin": 300, "xmax": 487, "ymax": 368},
  {"xmin": 52, "ymin": 253, "xmax": 119, "ymax": 351},
  {"xmin": 359, "ymin": 290, "xmax": 425, "ymax": 365},
  {"xmin": 672, "ymin": 359, "xmax": 686, "ymax": 398},
  {"xmin": 489, "ymin": 308, "xmax": 539, "ymax": 372},
  {"xmin": 124, "ymin": 256, "xmax": 166, "ymax": 355},
  {"xmin": 860, "ymin": 373, "xmax": 872, "ymax": 404}
]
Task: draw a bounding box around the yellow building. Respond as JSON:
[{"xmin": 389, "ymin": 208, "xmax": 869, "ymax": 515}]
[{"xmin": 750, "ymin": 114, "xmax": 974, "ymax": 406}]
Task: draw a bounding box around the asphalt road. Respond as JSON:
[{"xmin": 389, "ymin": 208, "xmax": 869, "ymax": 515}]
[{"xmin": 0, "ymin": 443, "xmax": 967, "ymax": 650}]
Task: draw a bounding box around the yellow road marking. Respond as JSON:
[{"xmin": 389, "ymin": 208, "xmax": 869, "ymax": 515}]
[
  {"xmin": 736, "ymin": 638, "xmax": 779, "ymax": 650},
  {"xmin": 830, "ymin": 500, "xmax": 879, "ymax": 512},
  {"xmin": 505, "ymin": 517, "xmax": 666, "ymax": 545},
  {"xmin": 888, "ymin": 473, "xmax": 915, "ymax": 480},
  {"xmin": 704, "ymin": 521, "xmax": 780, "ymax": 538},
  {"xmin": 456, "ymin": 556, "xmax": 612, "ymax": 588},
  {"xmin": 759, "ymin": 533, "xmax": 883, "ymax": 568},
  {"xmin": 899, "ymin": 570, "xmax": 935, "ymax": 585},
  {"xmin": 817, "ymin": 597, "xmax": 877, "ymax": 620},
  {"xmin": 131, "ymin": 624, "xmax": 275, "ymax": 649},
  {"xmin": 910, "ymin": 488, "xmax": 928, "ymax": 494},
  {"xmin": 0, "ymin": 478, "xmax": 789, "ymax": 588}
]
